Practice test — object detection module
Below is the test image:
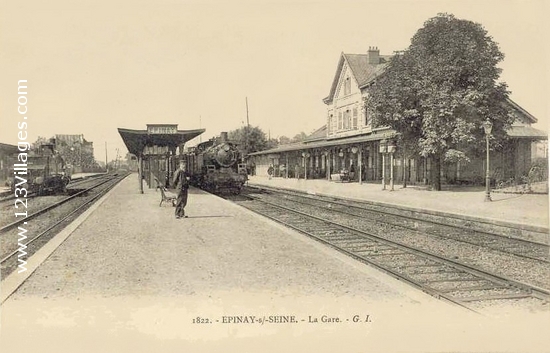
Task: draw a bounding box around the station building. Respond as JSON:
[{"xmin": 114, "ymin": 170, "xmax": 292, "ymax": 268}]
[{"xmin": 250, "ymin": 47, "xmax": 548, "ymax": 186}]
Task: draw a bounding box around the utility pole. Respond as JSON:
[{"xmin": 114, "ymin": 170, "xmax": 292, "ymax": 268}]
[
  {"xmin": 199, "ymin": 115, "xmax": 202, "ymax": 143},
  {"xmin": 105, "ymin": 141, "xmax": 108, "ymax": 173},
  {"xmin": 245, "ymin": 97, "xmax": 250, "ymax": 162}
]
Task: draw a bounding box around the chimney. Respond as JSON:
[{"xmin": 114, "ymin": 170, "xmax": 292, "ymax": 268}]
[
  {"xmin": 219, "ymin": 132, "xmax": 228, "ymax": 143},
  {"xmin": 368, "ymin": 46, "xmax": 380, "ymax": 65}
]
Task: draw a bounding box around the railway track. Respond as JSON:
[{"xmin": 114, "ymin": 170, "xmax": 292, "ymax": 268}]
[
  {"xmin": 230, "ymin": 187, "xmax": 549, "ymax": 313},
  {"xmin": 0, "ymin": 175, "xmax": 117, "ymax": 231},
  {"xmin": 0, "ymin": 173, "xmax": 105, "ymax": 204},
  {"xmin": 251, "ymin": 186, "xmax": 550, "ymax": 263},
  {"xmin": 0, "ymin": 173, "xmax": 128, "ymax": 279}
]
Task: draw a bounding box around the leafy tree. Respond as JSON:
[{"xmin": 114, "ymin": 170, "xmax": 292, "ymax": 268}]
[
  {"xmin": 31, "ymin": 136, "xmax": 49, "ymax": 152},
  {"xmin": 278, "ymin": 136, "xmax": 291, "ymax": 145},
  {"xmin": 266, "ymin": 138, "xmax": 279, "ymax": 149},
  {"xmin": 367, "ymin": 13, "xmax": 513, "ymax": 190},
  {"xmin": 291, "ymin": 132, "xmax": 308, "ymax": 143},
  {"xmin": 227, "ymin": 126, "xmax": 271, "ymax": 156}
]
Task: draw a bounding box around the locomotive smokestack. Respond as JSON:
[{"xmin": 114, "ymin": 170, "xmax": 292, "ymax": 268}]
[{"xmin": 220, "ymin": 132, "xmax": 228, "ymax": 143}]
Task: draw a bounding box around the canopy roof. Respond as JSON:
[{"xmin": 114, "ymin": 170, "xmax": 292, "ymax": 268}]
[
  {"xmin": 249, "ymin": 130, "xmax": 395, "ymax": 156},
  {"xmin": 507, "ymin": 125, "xmax": 547, "ymax": 139},
  {"xmin": 0, "ymin": 142, "xmax": 19, "ymax": 154},
  {"xmin": 118, "ymin": 126, "xmax": 205, "ymax": 156}
]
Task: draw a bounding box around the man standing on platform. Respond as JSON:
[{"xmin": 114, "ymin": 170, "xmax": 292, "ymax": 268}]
[{"xmin": 172, "ymin": 160, "xmax": 190, "ymax": 219}]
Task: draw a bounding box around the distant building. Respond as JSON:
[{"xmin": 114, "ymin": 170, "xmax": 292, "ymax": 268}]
[{"xmin": 55, "ymin": 134, "xmax": 95, "ymax": 173}]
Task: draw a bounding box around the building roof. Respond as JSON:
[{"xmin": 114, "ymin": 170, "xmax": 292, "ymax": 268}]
[
  {"xmin": 118, "ymin": 127, "xmax": 205, "ymax": 156},
  {"xmin": 304, "ymin": 125, "xmax": 328, "ymax": 142},
  {"xmin": 0, "ymin": 142, "xmax": 19, "ymax": 154},
  {"xmin": 346, "ymin": 53, "xmax": 390, "ymax": 88},
  {"xmin": 323, "ymin": 52, "xmax": 390, "ymax": 104},
  {"xmin": 249, "ymin": 120, "xmax": 546, "ymax": 157},
  {"xmin": 507, "ymin": 125, "xmax": 547, "ymax": 139},
  {"xmin": 249, "ymin": 129, "xmax": 395, "ymax": 156},
  {"xmin": 506, "ymin": 98, "xmax": 537, "ymax": 124}
]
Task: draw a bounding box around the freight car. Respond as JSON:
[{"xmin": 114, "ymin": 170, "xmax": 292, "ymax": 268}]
[
  {"xmin": 8, "ymin": 142, "xmax": 71, "ymax": 195},
  {"xmin": 183, "ymin": 132, "xmax": 247, "ymax": 194}
]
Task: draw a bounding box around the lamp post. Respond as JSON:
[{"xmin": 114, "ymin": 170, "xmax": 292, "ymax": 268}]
[
  {"xmin": 482, "ymin": 119, "xmax": 493, "ymax": 202},
  {"xmin": 387, "ymin": 140, "xmax": 396, "ymax": 191},
  {"xmin": 379, "ymin": 139, "xmax": 387, "ymax": 190}
]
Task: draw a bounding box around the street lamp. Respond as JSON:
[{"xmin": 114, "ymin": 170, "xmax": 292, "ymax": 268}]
[
  {"xmin": 379, "ymin": 139, "xmax": 388, "ymax": 190},
  {"xmin": 482, "ymin": 119, "xmax": 493, "ymax": 202},
  {"xmin": 387, "ymin": 140, "xmax": 396, "ymax": 191}
]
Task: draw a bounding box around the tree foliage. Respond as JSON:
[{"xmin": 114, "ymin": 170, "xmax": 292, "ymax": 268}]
[
  {"xmin": 31, "ymin": 136, "xmax": 49, "ymax": 151},
  {"xmin": 32, "ymin": 136, "xmax": 96, "ymax": 171},
  {"xmin": 228, "ymin": 126, "xmax": 271, "ymax": 155},
  {"xmin": 367, "ymin": 13, "xmax": 514, "ymax": 190},
  {"xmin": 291, "ymin": 132, "xmax": 308, "ymax": 143},
  {"xmin": 278, "ymin": 136, "xmax": 291, "ymax": 145}
]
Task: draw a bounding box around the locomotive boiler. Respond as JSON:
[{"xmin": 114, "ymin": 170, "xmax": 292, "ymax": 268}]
[{"xmin": 184, "ymin": 132, "xmax": 247, "ymax": 194}]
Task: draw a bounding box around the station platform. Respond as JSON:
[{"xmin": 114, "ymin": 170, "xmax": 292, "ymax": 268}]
[
  {"xmin": 0, "ymin": 173, "xmax": 548, "ymax": 353},
  {"xmin": 247, "ymin": 176, "xmax": 549, "ymax": 230}
]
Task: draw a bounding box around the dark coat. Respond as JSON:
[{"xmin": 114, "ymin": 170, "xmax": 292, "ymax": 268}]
[{"xmin": 172, "ymin": 169, "xmax": 190, "ymax": 190}]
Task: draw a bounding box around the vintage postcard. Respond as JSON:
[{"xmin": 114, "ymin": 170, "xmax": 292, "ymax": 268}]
[{"xmin": 0, "ymin": 1, "xmax": 548, "ymax": 352}]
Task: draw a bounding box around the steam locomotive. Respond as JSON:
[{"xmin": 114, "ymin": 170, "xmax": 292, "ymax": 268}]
[
  {"xmin": 183, "ymin": 132, "xmax": 247, "ymax": 194},
  {"xmin": 8, "ymin": 141, "xmax": 71, "ymax": 196}
]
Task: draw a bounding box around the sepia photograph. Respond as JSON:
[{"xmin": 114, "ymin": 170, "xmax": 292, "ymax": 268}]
[{"xmin": 0, "ymin": 0, "xmax": 548, "ymax": 352}]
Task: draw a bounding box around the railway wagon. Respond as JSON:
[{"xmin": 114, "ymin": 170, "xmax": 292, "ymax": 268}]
[
  {"xmin": 183, "ymin": 132, "xmax": 247, "ymax": 194},
  {"xmin": 8, "ymin": 142, "xmax": 71, "ymax": 195}
]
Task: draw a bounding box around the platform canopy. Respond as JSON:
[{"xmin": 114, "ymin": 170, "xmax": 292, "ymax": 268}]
[{"xmin": 118, "ymin": 124, "xmax": 205, "ymax": 156}]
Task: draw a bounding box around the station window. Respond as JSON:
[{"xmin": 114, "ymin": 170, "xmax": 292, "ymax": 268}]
[
  {"xmin": 338, "ymin": 112, "xmax": 343, "ymax": 130},
  {"xmin": 352, "ymin": 108, "xmax": 358, "ymax": 129}
]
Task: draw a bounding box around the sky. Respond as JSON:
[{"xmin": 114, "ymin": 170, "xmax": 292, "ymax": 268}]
[{"xmin": 1, "ymin": 0, "xmax": 548, "ymax": 161}]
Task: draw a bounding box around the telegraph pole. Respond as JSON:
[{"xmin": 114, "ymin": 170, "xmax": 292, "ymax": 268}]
[
  {"xmin": 245, "ymin": 97, "xmax": 250, "ymax": 162},
  {"xmin": 105, "ymin": 141, "xmax": 108, "ymax": 173}
]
